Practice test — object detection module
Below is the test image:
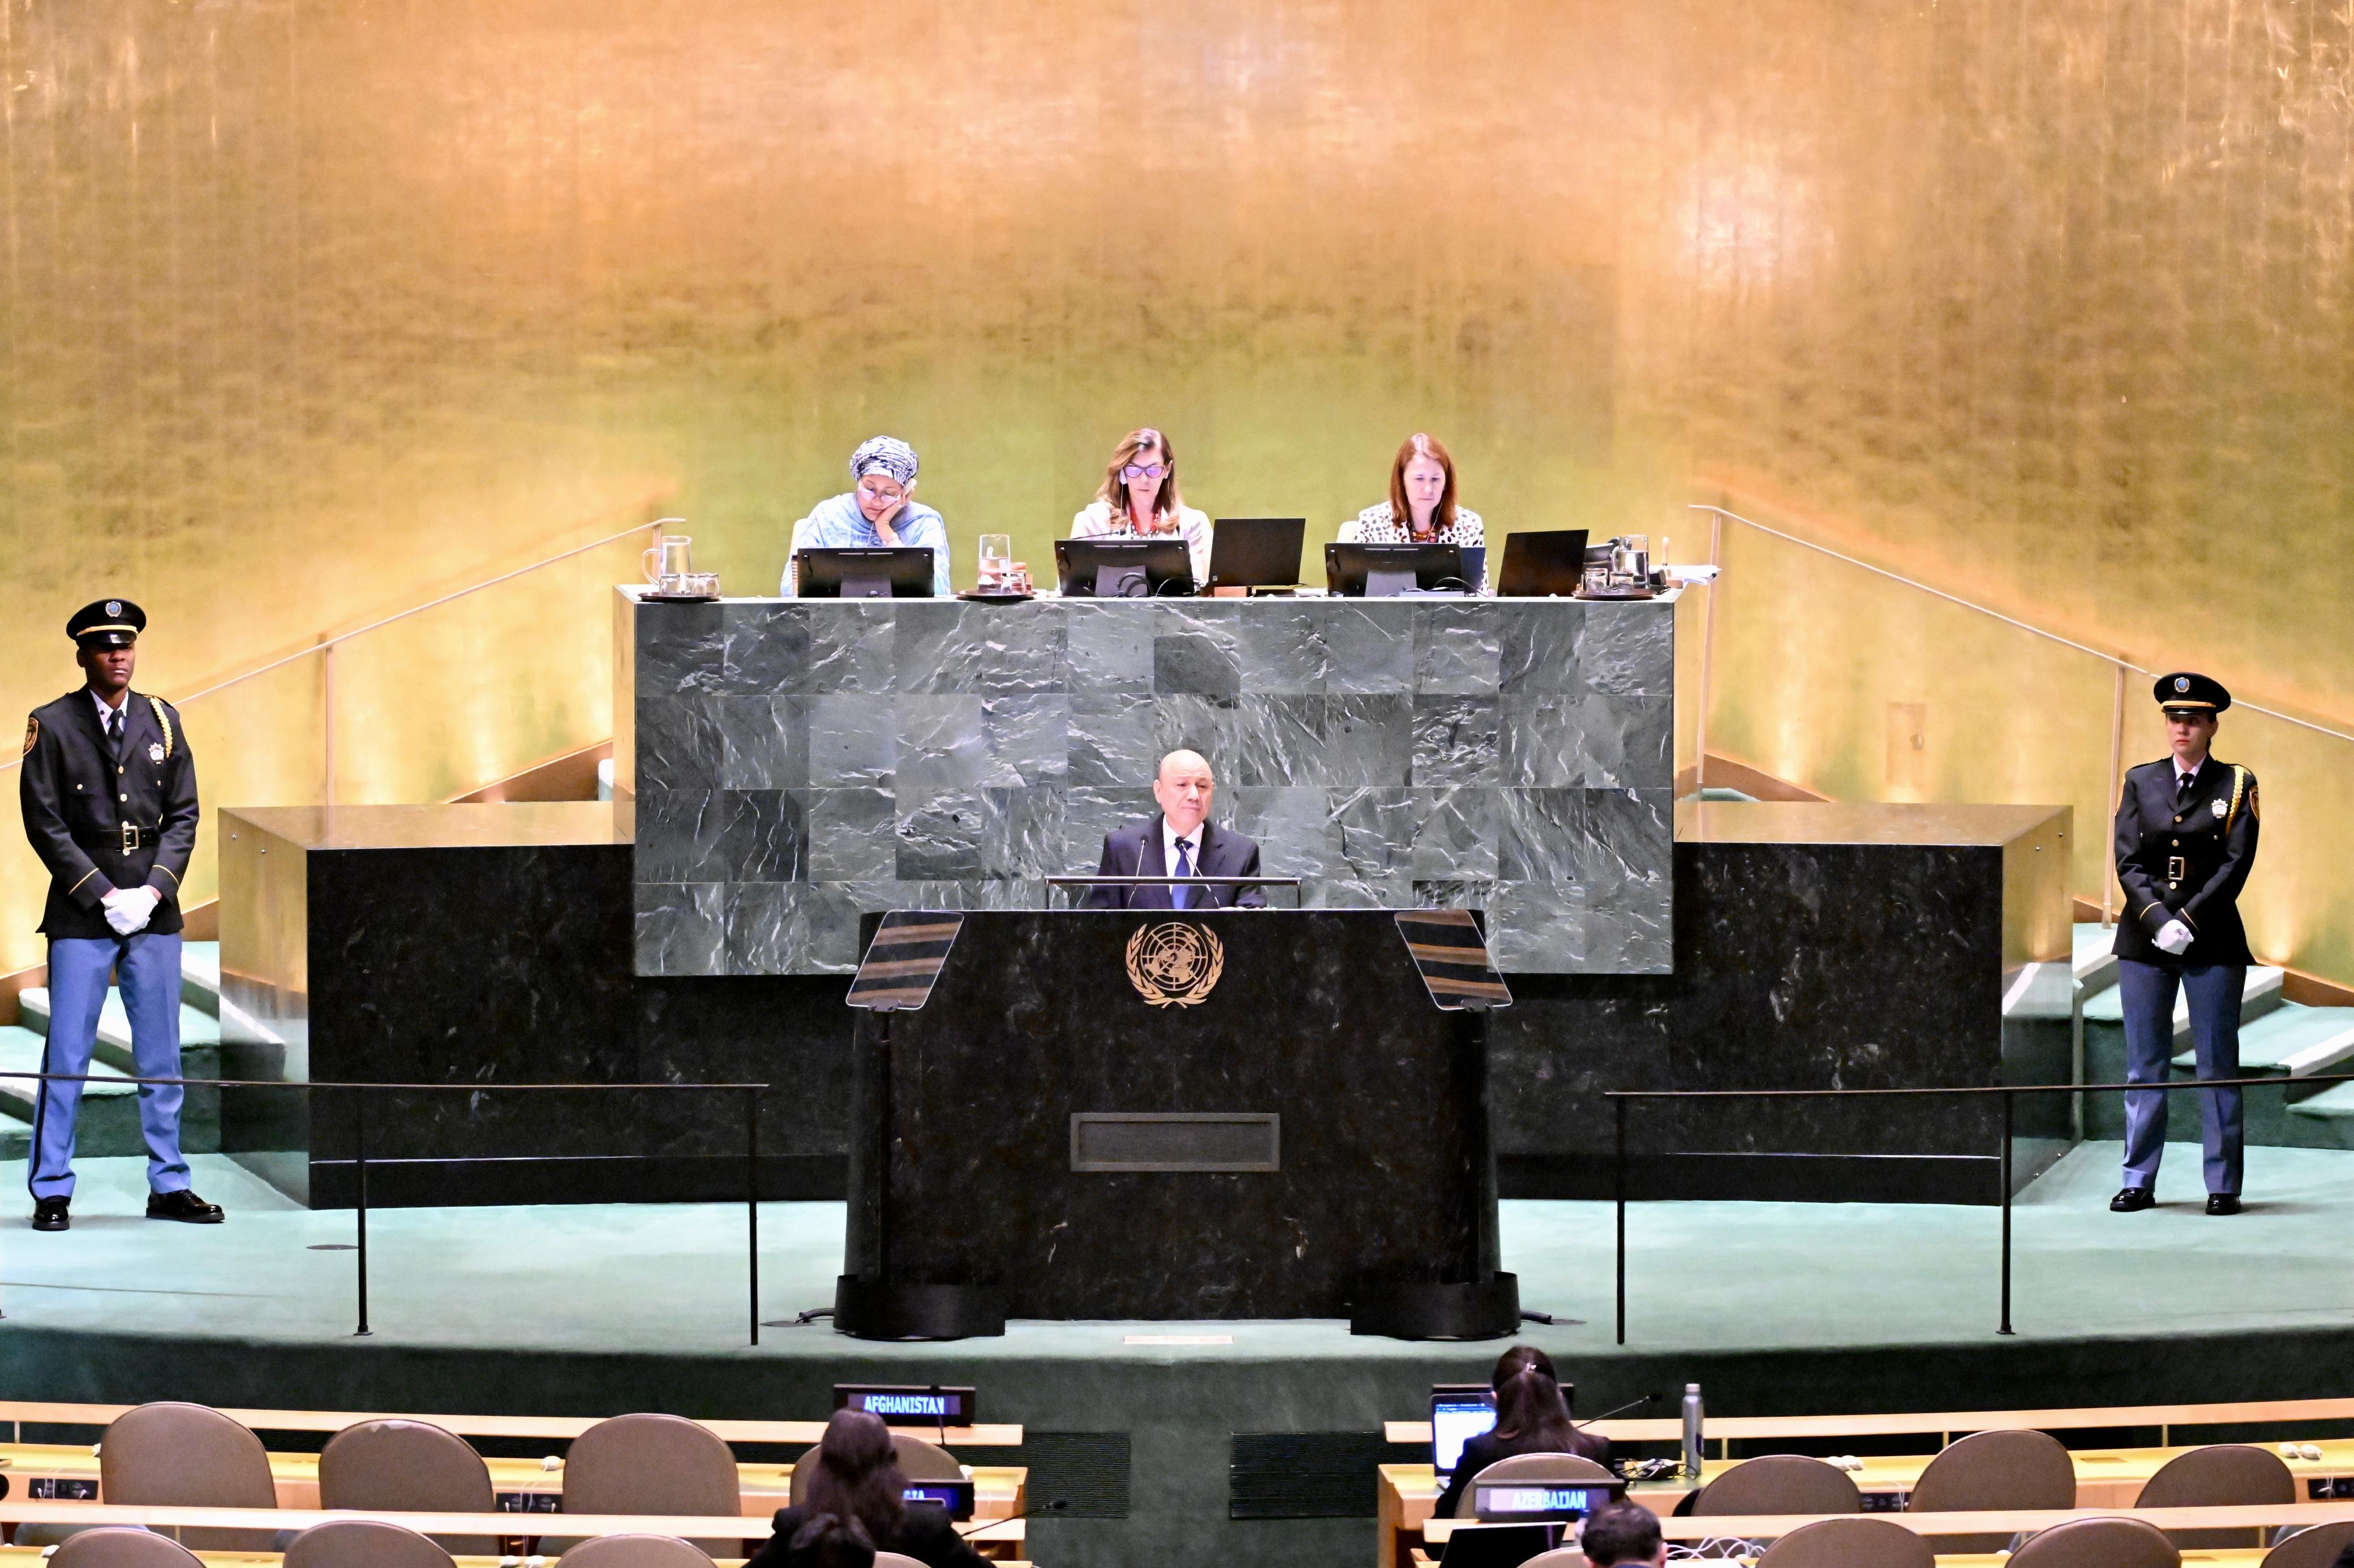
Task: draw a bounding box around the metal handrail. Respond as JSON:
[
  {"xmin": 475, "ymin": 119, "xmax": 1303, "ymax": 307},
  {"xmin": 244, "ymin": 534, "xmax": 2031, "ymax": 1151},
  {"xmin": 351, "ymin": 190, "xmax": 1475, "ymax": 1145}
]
[
  {"xmin": 0, "ymin": 518, "xmax": 663, "ymax": 776},
  {"xmin": 1608, "ymin": 1068, "xmax": 2354, "ymax": 1344},
  {"xmin": 1687, "ymin": 502, "xmax": 2354, "ymax": 746}
]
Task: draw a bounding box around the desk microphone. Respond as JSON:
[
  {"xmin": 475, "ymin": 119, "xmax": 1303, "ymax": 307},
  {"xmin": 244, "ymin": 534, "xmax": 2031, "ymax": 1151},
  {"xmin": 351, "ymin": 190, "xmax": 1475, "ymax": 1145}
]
[
  {"xmin": 956, "ymin": 1497, "xmax": 1068, "ymax": 1538},
  {"xmin": 1573, "ymin": 1392, "xmax": 1661, "ymax": 1432}
]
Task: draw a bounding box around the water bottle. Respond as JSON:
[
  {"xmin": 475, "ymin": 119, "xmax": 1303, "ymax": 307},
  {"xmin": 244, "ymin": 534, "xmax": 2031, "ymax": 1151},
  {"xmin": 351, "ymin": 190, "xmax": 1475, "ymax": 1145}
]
[{"xmin": 1681, "ymin": 1382, "xmax": 1705, "ymax": 1479}]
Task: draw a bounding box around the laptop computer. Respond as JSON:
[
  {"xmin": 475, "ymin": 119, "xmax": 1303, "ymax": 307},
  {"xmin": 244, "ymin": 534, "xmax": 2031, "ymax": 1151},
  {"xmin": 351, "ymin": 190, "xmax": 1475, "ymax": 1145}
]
[
  {"xmin": 1432, "ymin": 1385, "xmax": 1499, "ymax": 1483},
  {"xmin": 1206, "ymin": 517, "xmax": 1307, "ymax": 590},
  {"xmin": 794, "ymin": 547, "xmax": 938, "ymax": 598},
  {"xmin": 1496, "ymin": 530, "xmax": 1590, "ymax": 598}
]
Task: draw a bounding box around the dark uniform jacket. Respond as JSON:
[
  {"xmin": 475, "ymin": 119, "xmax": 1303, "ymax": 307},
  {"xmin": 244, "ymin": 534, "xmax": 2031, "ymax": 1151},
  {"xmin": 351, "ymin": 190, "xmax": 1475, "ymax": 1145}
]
[
  {"xmin": 1085, "ymin": 815, "xmax": 1268, "ymax": 909},
  {"xmin": 2112, "ymin": 755, "xmax": 2257, "ymax": 967},
  {"xmin": 19, "ymin": 689, "xmax": 199, "ymax": 940}
]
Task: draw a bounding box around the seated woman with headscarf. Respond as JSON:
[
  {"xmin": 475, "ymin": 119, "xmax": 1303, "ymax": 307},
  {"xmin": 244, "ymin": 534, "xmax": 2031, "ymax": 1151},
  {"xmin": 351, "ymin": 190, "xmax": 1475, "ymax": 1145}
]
[
  {"xmin": 1070, "ymin": 426, "xmax": 1212, "ymax": 585},
  {"xmin": 748, "ymin": 1410, "xmax": 989, "ymax": 1568},
  {"xmin": 784, "ymin": 435, "xmax": 953, "ymax": 597}
]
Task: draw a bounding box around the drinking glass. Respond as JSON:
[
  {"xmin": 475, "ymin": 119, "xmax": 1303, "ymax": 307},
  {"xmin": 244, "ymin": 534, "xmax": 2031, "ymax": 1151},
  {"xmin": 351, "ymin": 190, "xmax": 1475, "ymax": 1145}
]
[{"xmin": 978, "ymin": 534, "xmax": 1013, "ymax": 590}]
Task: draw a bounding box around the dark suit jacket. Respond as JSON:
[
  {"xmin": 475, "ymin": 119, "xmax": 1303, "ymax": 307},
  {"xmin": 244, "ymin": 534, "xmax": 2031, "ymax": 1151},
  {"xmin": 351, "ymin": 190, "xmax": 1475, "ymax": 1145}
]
[
  {"xmin": 1433, "ymin": 1425, "xmax": 1614, "ymax": 1520},
  {"xmin": 2112, "ymin": 755, "xmax": 2258, "ymax": 967},
  {"xmin": 745, "ymin": 1503, "xmax": 989, "ymax": 1568},
  {"xmin": 1085, "ymin": 814, "xmax": 1266, "ymax": 909},
  {"xmin": 19, "ymin": 688, "xmax": 199, "ymax": 940}
]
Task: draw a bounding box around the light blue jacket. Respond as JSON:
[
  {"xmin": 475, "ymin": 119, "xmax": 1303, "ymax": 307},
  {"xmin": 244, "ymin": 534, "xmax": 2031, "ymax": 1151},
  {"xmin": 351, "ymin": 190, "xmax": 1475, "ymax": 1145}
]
[{"xmin": 783, "ymin": 492, "xmax": 952, "ymax": 597}]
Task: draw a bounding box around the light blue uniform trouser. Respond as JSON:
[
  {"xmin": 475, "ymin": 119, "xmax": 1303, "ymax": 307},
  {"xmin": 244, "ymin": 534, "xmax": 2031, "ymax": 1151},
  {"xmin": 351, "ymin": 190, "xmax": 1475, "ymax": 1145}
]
[
  {"xmin": 2119, "ymin": 957, "xmax": 2245, "ymax": 1197},
  {"xmin": 31, "ymin": 932, "xmax": 190, "ymax": 1201}
]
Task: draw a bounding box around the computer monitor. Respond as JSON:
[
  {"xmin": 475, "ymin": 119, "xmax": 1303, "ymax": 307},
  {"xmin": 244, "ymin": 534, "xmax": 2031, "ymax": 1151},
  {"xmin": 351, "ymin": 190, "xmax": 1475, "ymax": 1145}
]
[
  {"xmin": 1496, "ymin": 530, "xmax": 1590, "ymax": 598},
  {"xmin": 795, "ymin": 547, "xmax": 937, "ymax": 599},
  {"xmin": 1206, "ymin": 517, "xmax": 1307, "ymax": 590},
  {"xmin": 900, "ymin": 1478, "xmax": 976, "ymax": 1520},
  {"xmin": 1324, "ymin": 541, "xmax": 1466, "ymax": 597},
  {"xmin": 1432, "ymin": 1385, "xmax": 1498, "ymax": 1480},
  {"xmin": 1471, "ymin": 1479, "xmax": 1627, "ymax": 1522},
  {"xmin": 1055, "ymin": 537, "xmax": 1195, "ymax": 597}
]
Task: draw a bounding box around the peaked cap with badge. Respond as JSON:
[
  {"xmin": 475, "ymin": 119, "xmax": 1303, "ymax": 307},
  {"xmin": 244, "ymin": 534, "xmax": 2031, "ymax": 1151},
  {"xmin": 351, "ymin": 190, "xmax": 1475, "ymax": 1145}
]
[{"xmin": 19, "ymin": 599, "xmax": 199, "ymax": 941}]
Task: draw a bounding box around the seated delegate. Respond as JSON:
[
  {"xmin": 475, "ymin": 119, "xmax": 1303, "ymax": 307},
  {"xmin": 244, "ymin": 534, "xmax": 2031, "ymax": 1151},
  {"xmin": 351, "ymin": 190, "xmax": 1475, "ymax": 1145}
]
[
  {"xmin": 784, "ymin": 435, "xmax": 952, "ymax": 597},
  {"xmin": 1432, "ymin": 1346, "xmax": 1609, "ymax": 1519},
  {"xmin": 747, "ymin": 1408, "xmax": 987, "ymax": 1568},
  {"xmin": 1070, "ymin": 426, "xmax": 1212, "ymax": 584},
  {"xmin": 1339, "ymin": 431, "xmax": 1486, "ymax": 586}
]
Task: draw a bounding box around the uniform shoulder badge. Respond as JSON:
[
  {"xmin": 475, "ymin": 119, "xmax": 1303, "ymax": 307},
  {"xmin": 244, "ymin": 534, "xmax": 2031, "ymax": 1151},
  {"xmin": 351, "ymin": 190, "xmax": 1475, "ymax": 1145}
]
[{"xmin": 20, "ymin": 715, "xmax": 36, "ymax": 757}]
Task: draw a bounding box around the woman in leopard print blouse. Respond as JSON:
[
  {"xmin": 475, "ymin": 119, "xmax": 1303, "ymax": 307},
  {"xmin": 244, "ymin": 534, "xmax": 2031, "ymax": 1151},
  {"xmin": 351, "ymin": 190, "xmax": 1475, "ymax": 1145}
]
[{"xmin": 1339, "ymin": 433, "xmax": 1485, "ymax": 586}]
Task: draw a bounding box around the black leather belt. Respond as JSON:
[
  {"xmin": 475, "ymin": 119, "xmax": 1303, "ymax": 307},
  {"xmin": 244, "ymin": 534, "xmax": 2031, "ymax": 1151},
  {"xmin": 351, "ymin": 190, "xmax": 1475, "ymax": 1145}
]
[{"xmin": 84, "ymin": 824, "xmax": 152, "ymax": 853}]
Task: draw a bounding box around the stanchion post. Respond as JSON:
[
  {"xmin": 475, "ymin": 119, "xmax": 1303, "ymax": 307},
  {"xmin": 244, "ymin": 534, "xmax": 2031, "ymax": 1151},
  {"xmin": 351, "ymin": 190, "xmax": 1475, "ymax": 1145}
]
[
  {"xmin": 1998, "ymin": 1089, "xmax": 2014, "ymax": 1338},
  {"xmin": 746, "ymin": 1086, "xmax": 762, "ymax": 1347},
  {"xmin": 354, "ymin": 1088, "xmax": 372, "ymax": 1338},
  {"xmin": 1614, "ymin": 1094, "xmax": 1628, "ymax": 1347}
]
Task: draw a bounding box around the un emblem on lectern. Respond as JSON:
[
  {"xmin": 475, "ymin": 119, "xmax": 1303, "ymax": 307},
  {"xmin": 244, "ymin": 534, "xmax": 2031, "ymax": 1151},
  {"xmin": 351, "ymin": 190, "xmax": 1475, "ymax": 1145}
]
[{"xmin": 1125, "ymin": 921, "xmax": 1225, "ymax": 1008}]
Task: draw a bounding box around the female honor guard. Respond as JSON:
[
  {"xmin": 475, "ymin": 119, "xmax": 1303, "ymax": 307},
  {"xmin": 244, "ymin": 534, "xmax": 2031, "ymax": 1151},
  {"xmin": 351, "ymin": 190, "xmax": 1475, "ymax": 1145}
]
[
  {"xmin": 18, "ymin": 600, "xmax": 221, "ymax": 1231},
  {"xmin": 2110, "ymin": 672, "xmax": 2259, "ymax": 1216}
]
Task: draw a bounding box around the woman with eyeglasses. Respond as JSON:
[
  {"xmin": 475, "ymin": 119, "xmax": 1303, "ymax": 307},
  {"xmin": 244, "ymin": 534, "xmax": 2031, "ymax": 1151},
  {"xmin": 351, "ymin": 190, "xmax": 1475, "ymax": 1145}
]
[
  {"xmin": 1341, "ymin": 432, "xmax": 1485, "ymax": 586},
  {"xmin": 1070, "ymin": 427, "xmax": 1212, "ymax": 585}
]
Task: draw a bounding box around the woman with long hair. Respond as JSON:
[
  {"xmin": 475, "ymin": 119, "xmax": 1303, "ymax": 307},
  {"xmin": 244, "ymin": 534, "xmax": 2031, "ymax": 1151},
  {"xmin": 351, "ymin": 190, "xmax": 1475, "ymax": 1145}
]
[
  {"xmin": 1340, "ymin": 431, "xmax": 1486, "ymax": 587},
  {"xmin": 1433, "ymin": 1354, "xmax": 1612, "ymax": 1518},
  {"xmin": 748, "ymin": 1409, "xmax": 987, "ymax": 1568},
  {"xmin": 1069, "ymin": 426, "xmax": 1213, "ymax": 584}
]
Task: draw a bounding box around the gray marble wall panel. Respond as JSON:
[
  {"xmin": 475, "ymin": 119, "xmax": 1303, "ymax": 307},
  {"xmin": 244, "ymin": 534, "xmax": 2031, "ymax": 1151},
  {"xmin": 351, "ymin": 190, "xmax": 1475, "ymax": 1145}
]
[{"xmin": 629, "ymin": 593, "xmax": 1676, "ymax": 976}]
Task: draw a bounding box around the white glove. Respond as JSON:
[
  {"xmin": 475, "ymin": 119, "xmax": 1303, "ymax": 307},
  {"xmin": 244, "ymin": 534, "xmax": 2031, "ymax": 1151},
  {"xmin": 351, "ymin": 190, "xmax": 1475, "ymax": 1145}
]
[
  {"xmin": 101, "ymin": 886, "xmax": 160, "ymax": 936},
  {"xmin": 2155, "ymin": 918, "xmax": 2194, "ymax": 956}
]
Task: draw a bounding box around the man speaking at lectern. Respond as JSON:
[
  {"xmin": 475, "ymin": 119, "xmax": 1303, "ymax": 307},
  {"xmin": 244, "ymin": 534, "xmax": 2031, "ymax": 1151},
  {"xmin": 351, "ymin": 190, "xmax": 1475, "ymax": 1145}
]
[{"xmin": 1087, "ymin": 750, "xmax": 1267, "ymax": 909}]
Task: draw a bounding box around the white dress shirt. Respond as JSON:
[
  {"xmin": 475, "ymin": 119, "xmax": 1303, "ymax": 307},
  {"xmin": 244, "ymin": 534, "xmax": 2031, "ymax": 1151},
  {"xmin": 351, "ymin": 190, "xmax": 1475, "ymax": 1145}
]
[{"xmin": 91, "ymin": 688, "xmax": 129, "ymax": 737}]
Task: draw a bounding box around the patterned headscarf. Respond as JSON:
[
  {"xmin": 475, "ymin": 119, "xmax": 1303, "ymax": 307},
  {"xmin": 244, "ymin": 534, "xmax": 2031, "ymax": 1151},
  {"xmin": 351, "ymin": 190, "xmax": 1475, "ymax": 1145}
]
[{"xmin": 849, "ymin": 435, "xmax": 919, "ymax": 487}]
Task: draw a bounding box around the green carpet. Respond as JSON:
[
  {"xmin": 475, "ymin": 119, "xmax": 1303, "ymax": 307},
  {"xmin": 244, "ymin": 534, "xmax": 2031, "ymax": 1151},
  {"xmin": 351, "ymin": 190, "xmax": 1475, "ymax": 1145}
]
[{"xmin": 2, "ymin": 1142, "xmax": 2349, "ymax": 1568}]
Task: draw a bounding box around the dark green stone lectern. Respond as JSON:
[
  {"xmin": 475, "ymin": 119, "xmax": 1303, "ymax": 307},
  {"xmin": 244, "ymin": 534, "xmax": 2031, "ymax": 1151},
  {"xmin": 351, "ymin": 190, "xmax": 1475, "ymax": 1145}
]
[{"xmin": 834, "ymin": 908, "xmax": 1518, "ymax": 1339}]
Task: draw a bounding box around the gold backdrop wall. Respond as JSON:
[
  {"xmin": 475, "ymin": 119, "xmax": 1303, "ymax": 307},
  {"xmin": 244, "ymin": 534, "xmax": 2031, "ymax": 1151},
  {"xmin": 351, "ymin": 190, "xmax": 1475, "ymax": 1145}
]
[{"xmin": 5, "ymin": 0, "xmax": 2353, "ymax": 981}]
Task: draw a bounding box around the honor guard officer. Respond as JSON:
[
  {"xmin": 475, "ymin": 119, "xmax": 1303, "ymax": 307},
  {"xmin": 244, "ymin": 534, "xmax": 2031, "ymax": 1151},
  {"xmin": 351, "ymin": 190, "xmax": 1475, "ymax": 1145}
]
[
  {"xmin": 2110, "ymin": 672, "xmax": 2259, "ymax": 1217},
  {"xmin": 18, "ymin": 600, "xmax": 222, "ymax": 1231}
]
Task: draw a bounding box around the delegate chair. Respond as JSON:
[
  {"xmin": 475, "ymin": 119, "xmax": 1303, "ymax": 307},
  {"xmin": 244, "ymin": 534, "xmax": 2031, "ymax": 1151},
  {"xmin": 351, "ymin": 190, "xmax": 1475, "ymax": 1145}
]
[
  {"xmin": 1903, "ymin": 1427, "xmax": 2076, "ymax": 1553},
  {"xmin": 1457, "ymin": 1453, "xmax": 1617, "ymax": 1518},
  {"xmin": 555, "ymin": 1536, "xmax": 717, "ymax": 1568},
  {"xmin": 282, "ymin": 1519, "xmax": 456, "ymax": 1568},
  {"xmin": 561, "ymin": 1413, "xmax": 742, "ymax": 1557},
  {"xmin": 2263, "ymin": 1521, "xmax": 2354, "ymax": 1568},
  {"xmin": 317, "ymin": 1417, "xmax": 498, "ymax": 1555},
  {"xmin": 1690, "ymin": 1454, "xmax": 1863, "ymax": 1517},
  {"xmin": 875, "ymin": 1556, "xmax": 929, "ymax": 1568},
  {"xmin": 1520, "ymin": 1553, "xmax": 1587, "ymax": 1568},
  {"xmin": 2135, "ymin": 1442, "xmax": 2297, "ymax": 1549},
  {"xmin": 788, "ymin": 1432, "xmax": 966, "ymax": 1504},
  {"xmin": 98, "ymin": 1402, "xmax": 280, "ymax": 1550},
  {"xmin": 48, "ymin": 1532, "xmax": 205, "ymax": 1568},
  {"xmin": 1753, "ymin": 1517, "xmax": 1937, "ymax": 1568},
  {"xmin": 2005, "ymin": 1515, "xmax": 2180, "ymax": 1568}
]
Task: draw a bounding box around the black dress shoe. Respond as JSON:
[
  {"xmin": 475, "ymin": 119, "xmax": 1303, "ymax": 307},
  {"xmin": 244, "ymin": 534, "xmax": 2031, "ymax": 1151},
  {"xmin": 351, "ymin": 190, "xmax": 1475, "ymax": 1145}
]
[
  {"xmin": 2110, "ymin": 1186, "xmax": 2157, "ymax": 1212},
  {"xmin": 145, "ymin": 1189, "xmax": 224, "ymax": 1223},
  {"xmin": 31, "ymin": 1196, "xmax": 69, "ymax": 1232},
  {"xmin": 2206, "ymin": 1193, "xmax": 2242, "ymax": 1215}
]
